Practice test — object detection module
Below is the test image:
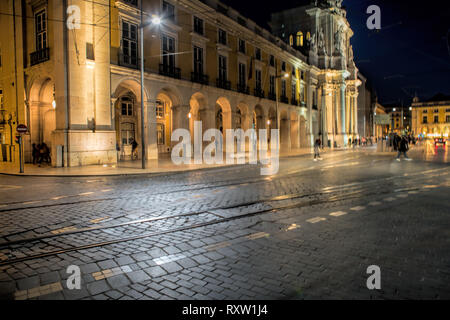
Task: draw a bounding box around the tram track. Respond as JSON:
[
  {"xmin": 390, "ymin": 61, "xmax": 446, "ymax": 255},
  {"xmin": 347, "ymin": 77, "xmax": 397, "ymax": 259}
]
[
  {"xmin": 0, "ymin": 168, "xmax": 444, "ymax": 267},
  {"xmin": 0, "ymin": 165, "xmax": 447, "ymax": 246}
]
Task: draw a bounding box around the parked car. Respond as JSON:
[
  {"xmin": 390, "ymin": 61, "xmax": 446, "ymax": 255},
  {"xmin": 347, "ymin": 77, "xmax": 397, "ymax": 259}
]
[{"xmin": 434, "ymin": 138, "xmax": 446, "ymax": 147}]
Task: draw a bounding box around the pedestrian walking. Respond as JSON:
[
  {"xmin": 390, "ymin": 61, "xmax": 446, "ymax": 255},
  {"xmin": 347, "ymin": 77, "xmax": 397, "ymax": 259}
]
[
  {"xmin": 131, "ymin": 139, "xmax": 138, "ymax": 160},
  {"xmin": 314, "ymin": 138, "xmax": 322, "ymax": 161},
  {"xmin": 396, "ymin": 136, "xmax": 412, "ymax": 161}
]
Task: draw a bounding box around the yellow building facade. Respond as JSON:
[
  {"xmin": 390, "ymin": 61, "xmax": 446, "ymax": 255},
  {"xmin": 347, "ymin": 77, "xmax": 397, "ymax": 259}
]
[
  {"xmin": 0, "ymin": 0, "xmax": 361, "ymax": 168},
  {"xmin": 411, "ymin": 96, "xmax": 450, "ymax": 138}
]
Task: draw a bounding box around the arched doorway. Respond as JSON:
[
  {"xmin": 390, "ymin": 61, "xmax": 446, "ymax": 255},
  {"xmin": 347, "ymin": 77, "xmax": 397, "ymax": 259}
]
[
  {"xmin": 156, "ymin": 92, "xmax": 173, "ymax": 154},
  {"xmin": 268, "ymin": 107, "xmax": 277, "ymax": 144},
  {"xmin": 29, "ymin": 77, "xmax": 56, "ymax": 164},
  {"xmin": 115, "ymin": 94, "xmax": 139, "ymax": 161}
]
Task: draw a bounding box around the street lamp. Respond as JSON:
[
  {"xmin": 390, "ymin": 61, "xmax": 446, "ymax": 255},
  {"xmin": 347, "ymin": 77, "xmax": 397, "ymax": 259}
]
[{"xmin": 139, "ymin": 7, "xmax": 161, "ymax": 169}]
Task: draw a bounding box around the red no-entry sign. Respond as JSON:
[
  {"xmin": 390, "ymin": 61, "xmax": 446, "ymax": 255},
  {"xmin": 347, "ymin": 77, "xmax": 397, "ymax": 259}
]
[{"xmin": 16, "ymin": 124, "xmax": 28, "ymax": 134}]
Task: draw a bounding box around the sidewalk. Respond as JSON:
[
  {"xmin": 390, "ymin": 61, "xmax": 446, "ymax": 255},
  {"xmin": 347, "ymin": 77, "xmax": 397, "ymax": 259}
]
[{"xmin": 0, "ymin": 148, "xmax": 322, "ymax": 177}]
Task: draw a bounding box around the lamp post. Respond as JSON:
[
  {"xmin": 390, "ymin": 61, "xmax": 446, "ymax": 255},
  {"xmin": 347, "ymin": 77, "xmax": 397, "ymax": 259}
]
[{"xmin": 139, "ymin": 4, "xmax": 161, "ymax": 169}]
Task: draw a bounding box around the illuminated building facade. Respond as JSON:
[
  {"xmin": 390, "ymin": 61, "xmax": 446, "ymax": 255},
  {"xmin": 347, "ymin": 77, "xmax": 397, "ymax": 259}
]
[{"xmin": 0, "ymin": 0, "xmax": 361, "ymax": 168}]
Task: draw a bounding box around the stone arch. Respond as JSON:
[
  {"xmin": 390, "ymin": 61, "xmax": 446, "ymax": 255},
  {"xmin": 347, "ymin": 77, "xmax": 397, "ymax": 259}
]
[
  {"xmin": 189, "ymin": 92, "xmax": 209, "ymax": 142},
  {"xmin": 236, "ymin": 102, "xmax": 250, "ymax": 130},
  {"xmin": 215, "ymin": 97, "xmax": 232, "ymax": 133},
  {"xmin": 253, "ymin": 105, "xmax": 265, "ymax": 132},
  {"xmin": 113, "ymin": 78, "xmax": 148, "ymax": 161},
  {"xmin": 28, "ymin": 76, "xmax": 56, "ymax": 164}
]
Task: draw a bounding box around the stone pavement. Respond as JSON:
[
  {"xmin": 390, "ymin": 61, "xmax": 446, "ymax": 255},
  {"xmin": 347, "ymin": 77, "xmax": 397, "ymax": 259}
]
[
  {"xmin": 0, "ymin": 149, "xmax": 449, "ymax": 300},
  {"xmin": 0, "ymin": 147, "xmax": 320, "ymax": 177}
]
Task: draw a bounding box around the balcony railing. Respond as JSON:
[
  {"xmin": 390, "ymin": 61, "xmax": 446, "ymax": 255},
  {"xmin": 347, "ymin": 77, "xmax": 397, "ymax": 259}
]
[
  {"xmin": 237, "ymin": 83, "xmax": 249, "ymax": 95},
  {"xmin": 280, "ymin": 96, "xmax": 289, "ymax": 104},
  {"xmin": 118, "ymin": 53, "xmax": 139, "ymax": 69},
  {"xmin": 268, "ymin": 92, "xmax": 276, "ymax": 101},
  {"xmin": 159, "ymin": 64, "xmax": 181, "ymax": 79},
  {"xmin": 191, "ymin": 72, "xmax": 209, "ymax": 85},
  {"xmin": 254, "ymin": 87, "xmax": 265, "ymax": 99},
  {"xmin": 216, "ymin": 78, "xmax": 231, "ymax": 90},
  {"xmin": 30, "ymin": 48, "xmax": 50, "ymax": 66}
]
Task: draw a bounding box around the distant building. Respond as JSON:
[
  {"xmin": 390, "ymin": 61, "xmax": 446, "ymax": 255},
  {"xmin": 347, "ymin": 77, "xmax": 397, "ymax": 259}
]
[
  {"xmin": 411, "ymin": 94, "xmax": 450, "ymax": 138},
  {"xmin": 357, "ymin": 72, "xmax": 377, "ymax": 138},
  {"xmin": 373, "ymin": 102, "xmax": 389, "ymax": 139}
]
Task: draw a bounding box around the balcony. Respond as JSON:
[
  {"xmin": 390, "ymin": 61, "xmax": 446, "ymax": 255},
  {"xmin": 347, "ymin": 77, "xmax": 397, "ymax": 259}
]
[
  {"xmin": 191, "ymin": 72, "xmax": 209, "ymax": 85},
  {"xmin": 237, "ymin": 83, "xmax": 249, "ymax": 95},
  {"xmin": 159, "ymin": 64, "xmax": 181, "ymax": 79},
  {"xmin": 280, "ymin": 96, "xmax": 289, "ymax": 104},
  {"xmin": 30, "ymin": 48, "xmax": 50, "ymax": 66},
  {"xmin": 254, "ymin": 87, "xmax": 265, "ymax": 99},
  {"xmin": 216, "ymin": 78, "xmax": 231, "ymax": 90},
  {"xmin": 268, "ymin": 92, "xmax": 276, "ymax": 101},
  {"xmin": 119, "ymin": 53, "xmax": 139, "ymax": 70}
]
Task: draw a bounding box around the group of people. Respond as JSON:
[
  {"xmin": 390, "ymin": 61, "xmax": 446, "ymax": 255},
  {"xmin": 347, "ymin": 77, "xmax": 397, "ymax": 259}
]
[
  {"xmin": 32, "ymin": 143, "xmax": 51, "ymax": 166},
  {"xmin": 391, "ymin": 134, "xmax": 413, "ymax": 161},
  {"xmin": 348, "ymin": 137, "xmax": 374, "ymax": 148}
]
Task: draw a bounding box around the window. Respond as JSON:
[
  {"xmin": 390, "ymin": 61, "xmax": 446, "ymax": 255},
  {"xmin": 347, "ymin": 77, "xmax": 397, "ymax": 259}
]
[
  {"xmin": 422, "ymin": 116, "xmax": 428, "ymax": 124},
  {"xmin": 446, "ymin": 109, "xmax": 450, "ymax": 113},
  {"xmin": 423, "ymin": 110, "xmax": 428, "ymax": 113},
  {"xmin": 238, "ymin": 63, "xmax": 246, "ymax": 86},
  {"xmin": 239, "ymin": 39, "xmax": 246, "ymax": 54},
  {"xmin": 35, "ymin": 9, "xmax": 47, "ymax": 51},
  {"xmin": 193, "ymin": 46, "xmax": 203, "ymax": 75},
  {"xmin": 434, "ymin": 116, "xmax": 439, "ymax": 123},
  {"xmin": 292, "ymin": 66, "xmax": 296, "ymax": 77},
  {"xmin": 121, "ymin": 123, "xmax": 135, "ymax": 146},
  {"xmin": 157, "ymin": 123, "xmax": 165, "ymax": 145},
  {"xmin": 123, "ymin": 0, "xmax": 138, "ymax": 6},
  {"xmin": 218, "ymin": 55, "xmax": 227, "ymax": 81},
  {"xmin": 281, "ymin": 62, "xmax": 286, "ymax": 71},
  {"xmin": 269, "ymin": 55, "xmax": 275, "ymax": 67},
  {"xmin": 86, "ymin": 43, "xmax": 95, "ymax": 60},
  {"xmin": 300, "ymin": 84, "xmax": 305, "ymax": 102},
  {"xmin": 156, "ymin": 100, "xmax": 165, "ymax": 118},
  {"xmin": 291, "ymin": 82, "xmax": 296, "ymax": 102},
  {"xmin": 193, "ymin": 17, "xmax": 204, "ymax": 35},
  {"xmin": 122, "ymin": 21, "xmax": 138, "ymax": 66},
  {"xmin": 163, "ymin": 1, "xmax": 175, "ymax": 22},
  {"xmin": 255, "ymin": 48, "xmax": 261, "ymax": 61},
  {"xmin": 121, "ymin": 97, "xmax": 133, "ymax": 116},
  {"xmin": 218, "ymin": 29, "xmax": 227, "ymax": 45},
  {"xmin": 446, "ymin": 115, "xmax": 450, "ymax": 123},
  {"xmin": 162, "ymin": 35, "xmax": 175, "ymax": 68},
  {"xmin": 289, "ymin": 35, "xmax": 294, "ymax": 46},
  {"xmin": 434, "ymin": 109, "xmax": 439, "ymax": 113},
  {"xmin": 296, "ymin": 31, "xmax": 303, "ymax": 47},
  {"xmin": 281, "ymin": 80, "xmax": 287, "ymax": 97},
  {"xmin": 269, "ymin": 75, "xmax": 275, "ymax": 95},
  {"xmin": 255, "ymin": 70, "xmax": 262, "ymax": 90}
]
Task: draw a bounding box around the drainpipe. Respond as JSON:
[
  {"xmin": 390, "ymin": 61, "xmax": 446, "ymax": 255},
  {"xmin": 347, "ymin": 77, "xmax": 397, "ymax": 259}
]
[{"xmin": 63, "ymin": 0, "xmax": 70, "ymax": 167}]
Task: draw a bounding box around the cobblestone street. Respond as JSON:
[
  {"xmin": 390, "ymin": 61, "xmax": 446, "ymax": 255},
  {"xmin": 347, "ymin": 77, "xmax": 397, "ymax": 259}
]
[{"xmin": 0, "ymin": 146, "xmax": 449, "ymax": 300}]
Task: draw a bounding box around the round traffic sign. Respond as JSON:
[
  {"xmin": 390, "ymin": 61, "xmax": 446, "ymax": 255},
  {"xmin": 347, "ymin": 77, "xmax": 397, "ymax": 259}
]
[{"xmin": 16, "ymin": 124, "xmax": 28, "ymax": 134}]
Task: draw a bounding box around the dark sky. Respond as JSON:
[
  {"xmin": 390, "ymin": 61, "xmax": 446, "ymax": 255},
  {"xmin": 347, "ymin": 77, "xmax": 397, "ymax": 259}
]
[{"xmin": 221, "ymin": 0, "xmax": 450, "ymax": 105}]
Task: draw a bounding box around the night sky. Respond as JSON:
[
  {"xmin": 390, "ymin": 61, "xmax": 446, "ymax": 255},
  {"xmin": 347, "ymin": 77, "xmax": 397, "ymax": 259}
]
[{"xmin": 221, "ymin": 0, "xmax": 450, "ymax": 105}]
